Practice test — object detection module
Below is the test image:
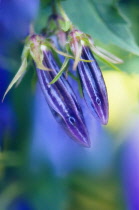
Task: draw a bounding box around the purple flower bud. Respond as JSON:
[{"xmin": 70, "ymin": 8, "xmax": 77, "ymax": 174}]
[
  {"xmin": 36, "ymin": 49, "xmax": 90, "ymax": 147},
  {"xmin": 67, "ymin": 29, "xmax": 109, "ymax": 125},
  {"xmin": 77, "ymin": 46, "xmax": 109, "ymax": 125}
]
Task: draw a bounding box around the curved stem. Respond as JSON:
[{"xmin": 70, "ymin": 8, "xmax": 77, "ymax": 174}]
[
  {"xmin": 52, "ymin": 0, "xmax": 57, "ymax": 14},
  {"xmin": 57, "ymin": 1, "xmax": 70, "ymax": 22}
]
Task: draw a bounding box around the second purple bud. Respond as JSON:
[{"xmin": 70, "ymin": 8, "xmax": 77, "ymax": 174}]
[{"xmin": 68, "ymin": 30, "xmax": 109, "ymax": 125}]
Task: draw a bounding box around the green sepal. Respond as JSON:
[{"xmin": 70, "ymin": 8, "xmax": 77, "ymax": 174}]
[
  {"xmin": 30, "ymin": 43, "xmax": 51, "ymax": 71},
  {"xmin": 21, "ymin": 45, "xmax": 30, "ymax": 60},
  {"xmin": 50, "ymin": 57, "xmax": 69, "ymax": 84},
  {"xmin": 95, "ymin": 54, "xmax": 122, "ymax": 72},
  {"xmin": 2, "ymin": 57, "xmax": 28, "ymax": 101},
  {"xmin": 68, "ymin": 72, "xmax": 83, "ymax": 97},
  {"xmin": 45, "ymin": 40, "xmax": 93, "ymax": 62}
]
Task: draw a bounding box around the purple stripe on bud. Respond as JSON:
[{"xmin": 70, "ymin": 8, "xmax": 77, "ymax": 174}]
[
  {"xmin": 77, "ymin": 46, "xmax": 109, "ymax": 125},
  {"xmin": 36, "ymin": 50, "xmax": 90, "ymax": 147}
]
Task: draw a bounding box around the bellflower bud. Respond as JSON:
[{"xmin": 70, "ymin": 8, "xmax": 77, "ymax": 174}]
[
  {"xmin": 68, "ymin": 29, "xmax": 109, "ymax": 124},
  {"xmin": 78, "ymin": 46, "xmax": 109, "ymax": 125},
  {"xmin": 3, "ymin": 33, "xmax": 90, "ymax": 147},
  {"xmin": 36, "ymin": 46, "xmax": 90, "ymax": 147}
]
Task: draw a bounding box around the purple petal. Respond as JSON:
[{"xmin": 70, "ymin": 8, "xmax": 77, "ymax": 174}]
[
  {"xmin": 77, "ymin": 46, "xmax": 109, "ymax": 125},
  {"xmin": 36, "ymin": 50, "xmax": 90, "ymax": 147}
]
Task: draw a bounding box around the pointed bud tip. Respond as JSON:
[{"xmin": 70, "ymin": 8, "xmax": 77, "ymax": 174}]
[
  {"xmin": 101, "ymin": 114, "xmax": 109, "ymax": 125},
  {"xmin": 80, "ymin": 137, "xmax": 91, "ymax": 148}
]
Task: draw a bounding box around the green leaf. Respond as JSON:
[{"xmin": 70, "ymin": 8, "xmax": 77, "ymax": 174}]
[
  {"xmin": 50, "ymin": 57, "xmax": 69, "ymax": 84},
  {"xmin": 21, "ymin": 45, "xmax": 30, "ymax": 59},
  {"xmin": 2, "ymin": 57, "xmax": 28, "ymax": 101},
  {"xmin": 93, "ymin": 46, "xmax": 123, "ymax": 64},
  {"xmin": 68, "ymin": 71, "xmax": 78, "ymax": 81},
  {"xmin": 62, "ymin": 0, "xmax": 139, "ymax": 55},
  {"xmin": 68, "ymin": 72, "xmax": 83, "ymax": 97},
  {"xmin": 46, "ymin": 42, "xmax": 74, "ymax": 58},
  {"xmin": 95, "ymin": 54, "xmax": 122, "ymax": 72},
  {"xmin": 46, "ymin": 41, "xmax": 93, "ymax": 62}
]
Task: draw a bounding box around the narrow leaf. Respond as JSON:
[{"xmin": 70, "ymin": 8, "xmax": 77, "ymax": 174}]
[
  {"xmin": 50, "ymin": 57, "xmax": 69, "ymax": 84},
  {"xmin": 15, "ymin": 71, "xmax": 26, "ymax": 87},
  {"xmin": 21, "ymin": 45, "xmax": 30, "ymax": 60},
  {"xmin": 2, "ymin": 58, "xmax": 27, "ymax": 101},
  {"xmin": 95, "ymin": 53, "xmax": 122, "ymax": 72},
  {"xmin": 68, "ymin": 72, "xmax": 78, "ymax": 81},
  {"xmin": 45, "ymin": 41, "xmax": 93, "ymax": 62},
  {"xmin": 79, "ymin": 58, "xmax": 93, "ymax": 62},
  {"xmin": 46, "ymin": 42, "xmax": 74, "ymax": 58},
  {"xmin": 36, "ymin": 63, "xmax": 52, "ymax": 71},
  {"xmin": 94, "ymin": 46, "xmax": 123, "ymax": 64}
]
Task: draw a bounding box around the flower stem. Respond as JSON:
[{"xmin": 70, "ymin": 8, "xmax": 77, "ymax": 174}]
[{"xmin": 57, "ymin": 1, "xmax": 73, "ymax": 30}]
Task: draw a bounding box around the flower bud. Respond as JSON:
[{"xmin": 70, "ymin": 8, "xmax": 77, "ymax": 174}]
[
  {"xmin": 35, "ymin": 41, "xmax": 90, "ymax": 147},
  {"xmin": 78, "ymin": 46, "xmax": 109, "ymax": 125},
  {"xmin": 68, "ymin": 29, "xmax": 109, "ymax": 125}
]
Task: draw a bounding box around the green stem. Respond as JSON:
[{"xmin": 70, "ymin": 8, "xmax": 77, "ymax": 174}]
[
  {"xmin": 57, "ymin": 1, "xmax": 69, "ymax": 21},
  {"xmin": 57, "ymin": 1, "xmax": 73, "ymax": 30},
  {"xmin": 52, "ymin": 0, "xmax": 57, "ymax": 14}
]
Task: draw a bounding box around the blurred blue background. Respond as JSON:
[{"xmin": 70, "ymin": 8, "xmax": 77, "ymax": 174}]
[{"xmin": 0, "ymin": 0, "xmax": 139, "ymax": 209}]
